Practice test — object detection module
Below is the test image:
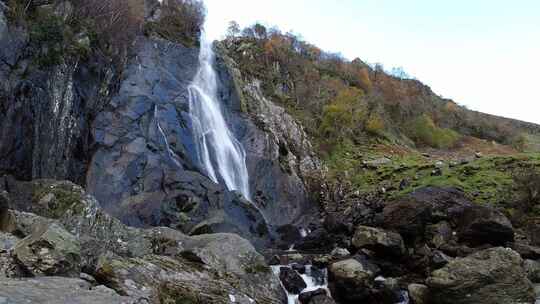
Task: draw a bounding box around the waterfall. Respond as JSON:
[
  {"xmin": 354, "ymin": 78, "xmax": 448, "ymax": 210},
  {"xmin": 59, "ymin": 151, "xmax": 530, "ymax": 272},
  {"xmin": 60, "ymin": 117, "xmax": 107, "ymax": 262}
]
[{"xmin": 188, "ymin": 33, "xmax": 251, "ymax": 200}]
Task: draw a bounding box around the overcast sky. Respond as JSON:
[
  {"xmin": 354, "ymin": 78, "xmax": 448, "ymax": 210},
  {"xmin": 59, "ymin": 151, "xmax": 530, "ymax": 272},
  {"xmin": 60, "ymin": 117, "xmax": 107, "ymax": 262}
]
[{"xmin": 205, "ymin": 0, "xmax": 540, "ymax": 124}]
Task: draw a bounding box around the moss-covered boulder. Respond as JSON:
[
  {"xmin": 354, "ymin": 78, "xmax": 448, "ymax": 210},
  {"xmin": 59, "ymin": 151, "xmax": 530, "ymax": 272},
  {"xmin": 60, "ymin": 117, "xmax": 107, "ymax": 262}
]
[
  {"xmin": 426, "ymin": 247, "xmax": 534, "ymax": 304},
  {"xmin": 13, "ymin": 221, "xmax": 80, "ymax": 276}
]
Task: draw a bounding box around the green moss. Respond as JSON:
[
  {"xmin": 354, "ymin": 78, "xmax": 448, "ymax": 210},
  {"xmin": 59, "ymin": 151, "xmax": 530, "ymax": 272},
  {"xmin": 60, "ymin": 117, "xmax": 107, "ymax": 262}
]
[{"xmin": 32, "ymin": 182, "xmax": 85, "ymax": 218}]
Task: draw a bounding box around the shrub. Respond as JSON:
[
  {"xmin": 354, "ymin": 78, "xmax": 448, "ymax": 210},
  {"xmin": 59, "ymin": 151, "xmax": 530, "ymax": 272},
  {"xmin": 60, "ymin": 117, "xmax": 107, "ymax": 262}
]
[
  {"xmin": 144, "ymin": 0, "xmax": 205, "ymax": 47},
  {"xmin": 365, "ymin": 113, "xmax": 385, "ymax": 136},
  {"xmin": 407, "ymin": 114, "xmax": 461, "ymax": 149},
  {"xmin": 319, "ymin": 87, "xmax": 365, "ymax": 141}
]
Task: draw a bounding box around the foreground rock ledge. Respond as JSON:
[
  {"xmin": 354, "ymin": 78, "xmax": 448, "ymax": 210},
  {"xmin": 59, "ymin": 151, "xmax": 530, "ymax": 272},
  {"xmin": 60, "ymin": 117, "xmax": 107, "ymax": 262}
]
[{"xmin": 426, "ymin": 247, "xmax": 535, "ymax": 304}]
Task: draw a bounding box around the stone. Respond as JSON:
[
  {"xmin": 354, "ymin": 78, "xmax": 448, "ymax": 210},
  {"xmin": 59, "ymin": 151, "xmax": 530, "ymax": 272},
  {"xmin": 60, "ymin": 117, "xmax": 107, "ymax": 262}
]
[
  {"xmin": 363, "ymin": 157, "xmax": 392, "ymax": 168},
  {"xmin": 0, "ymin": 276, "xmax": 141, "ymax": 303},
  {"xmin": 524, "ymin": 259, "xmax": 540, "ymax": 283},
  {"xmin": 426, "ymin": 247, "xmax": 534, "ymax": 304},
  {"xmin": 408, "ymin": 283, "xmax": 429, "ymax": 304},
  {"xmin": 426, "ymin": 221, "xmax": 453, "ymax": 249},
  {"xmin": 0, "ymin": 231, "xmax": 18, "ymax": 250},
  {"xmin": 279, "ymin": 267, "xmax": 306, "ymax": 294},
  {"xmin": 328, "ymin": 259, "xmax": 375, "ymax": 303},
  {"xmin": 331, "ymin": 247, "xmax": 350, "ymax": 258},
  {"xmin": 457, "ymin": 205, "xmax": 514, "ymax": 246},
  {"xmin": 13, "ymin": 222, "xmax": 80, "ymax": 277},
  {"xmin": 296, "ymin": 228, "xmax": 334, "ymax": 252},
  {"xmin": 298, "ymin": 288, "xmax": 327, "ymax": 304},
  {"xmin": 352, "ymin": 225, "xmax": 405, "ymax": 257},
  {"xmin": 383, "ymin": 198, "xmax": 431, "ymax": 244}
]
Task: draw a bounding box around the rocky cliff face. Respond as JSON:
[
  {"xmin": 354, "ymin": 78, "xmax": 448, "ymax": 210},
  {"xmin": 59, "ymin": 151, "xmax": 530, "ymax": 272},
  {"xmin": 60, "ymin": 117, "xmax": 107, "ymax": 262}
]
[{"xmin": 0, "ymin": 1, "xmax": 320, "ymax": 248}]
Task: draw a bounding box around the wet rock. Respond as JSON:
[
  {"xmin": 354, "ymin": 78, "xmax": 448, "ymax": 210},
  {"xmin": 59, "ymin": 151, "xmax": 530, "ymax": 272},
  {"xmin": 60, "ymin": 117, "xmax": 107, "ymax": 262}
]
[
  {"xmin": 524, "ymin": 259, "xmax": 540, "ymax": 283},
  {"xmin": 331, "ymin": 247, "xmax": 350, "ymax": 259},
  {"xmin": 0, "ymin": 232, "xmax": 18, "ymax": 251},
  {"xmin": 13, "ymin": 222, "xmax": 80, "ymax": 276},
  {"xmin": 426, "ymin": 221, "xmax": 453, "ymax": 249},
  {"xmin": 298, "ymin": 288, "xmax": 327, "ymax": 304},
  {"xmin": 426, "ymin": 247, "xmax": 534, "ymax": 304},
  {"xmin": 408, "ymin": 283, "xmax": 429, "ymax": 304},
  {"xmin": 352, "ymin": 225, "xmax": 405, "ymax": 257},
  {"xmin": 383, "ymin": 197, "xmax": 431, "ymax": 244},
  {"xmin": 431, "ymin": 250, "xmax": 452, "ymax": 269},
  {"xmin": 0, "ymin": 276, "xmax": 141, "ymax": 303},
  {"xmin": 457, "ymin": 205, "xmax": 514, "ymax": 246},
  {"xmin": 291, "ymin": 263, "xmax": 306, "ymax": 274},
  {"xmin": 279, "ymin": 267, "xmax": 306, "ymax": 294},
  {"xmin": 296, "ymin": 228, "xmax": 334, "ymax": 252},
  {"xmin": 328, "ymin": 258, "xmax": 375, "ymax": 302}
]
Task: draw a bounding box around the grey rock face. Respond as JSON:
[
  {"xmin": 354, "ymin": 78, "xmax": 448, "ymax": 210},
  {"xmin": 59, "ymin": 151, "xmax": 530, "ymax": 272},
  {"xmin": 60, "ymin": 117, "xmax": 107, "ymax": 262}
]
[
  {"xmin": 0, "ymin": 276, "xmax": 141, "ymax": 304},
  {"xmin": 13, "ymin": 222, "xmax": 81, "ymax": 276},
  {"xmin": 426, "ymin": 247, "xmax": 535, "ymax": 304},
  {"xmin": 215, "ymin": 44, "xmax": 321, "ymax": 227}
]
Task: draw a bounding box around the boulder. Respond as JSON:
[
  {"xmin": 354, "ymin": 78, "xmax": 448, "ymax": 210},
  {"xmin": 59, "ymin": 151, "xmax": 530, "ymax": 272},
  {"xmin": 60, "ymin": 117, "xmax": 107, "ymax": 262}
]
[
  {"xmin": 296, "ymin": 228, "xmax": 335, "ymax": 252},
  {"xmin": 426, "ymin": 247, "xmax": 535, "ymax": 304},
  {"xmin": 298, "ymin": 288, "xmax": 327, "ymax": 304},
  {"xmin": 457, "ymin": 205, "xmax": 514, "ymax": 246},
  {"xmin": 279, "ymin": 267, "xmax": 306, "ymax": 294},
  {"xmin": 383, "ymin": 197, "xmax": 431, "ymax": 244},
  {"xmin": 408, "ymin": 283, "xmax": 429, "ymax": 304},
  {"xmin": 328, "ymin": 259, "xmax": 375, "ymax": 302},
  {"xmin": 426, "ymin": 221, "xmax": 454, "ymax": 249},
  {"xmin": 304, "ymin": 295, "xmax": 335, "ymax": 304},
  {"xmin": 13, "ymin": 222, "xmax": 80, "ymax": 276},
  {"xmin": 524, "ymin": 259, "xmax": 540, "ymax": 283},
  {"xmin": 180, "ymin": 232, "xmax": 269, "ymax": 276},
  {"xmin": 0, "ymin": 276, "xmax": 140, "ymax": 304},
  {"xmin": 352, "ymin": 225, "xmax": 405, "ymax": 257}
]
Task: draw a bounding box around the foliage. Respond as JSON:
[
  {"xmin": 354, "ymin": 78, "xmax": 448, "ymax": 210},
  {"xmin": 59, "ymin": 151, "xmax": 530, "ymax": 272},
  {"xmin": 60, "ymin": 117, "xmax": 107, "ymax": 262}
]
[
  {"xmin": 144, "ymin": 0, "xmax": 205, "ymax": 47},
  {"xmin": 406, "ymin": 115, "xmax": 461, "ymax": 149}
]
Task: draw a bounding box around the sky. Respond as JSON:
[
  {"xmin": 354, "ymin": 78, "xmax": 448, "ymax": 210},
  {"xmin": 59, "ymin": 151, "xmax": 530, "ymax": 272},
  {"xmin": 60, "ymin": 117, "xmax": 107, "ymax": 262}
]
[{"xmin": 204, "ymin": 0, "xmax": 540, "ymax": 124}]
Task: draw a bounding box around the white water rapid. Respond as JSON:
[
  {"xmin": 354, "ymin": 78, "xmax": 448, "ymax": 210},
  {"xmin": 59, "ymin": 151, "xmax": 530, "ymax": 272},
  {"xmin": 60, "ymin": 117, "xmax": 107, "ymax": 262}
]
[
  {"xmin": 271, "ymin": 265, "xmax": 330, "ymax": 304},
  {"xmin": 188, "ymin": 33, "xmax": 251, "ymax": 200}
]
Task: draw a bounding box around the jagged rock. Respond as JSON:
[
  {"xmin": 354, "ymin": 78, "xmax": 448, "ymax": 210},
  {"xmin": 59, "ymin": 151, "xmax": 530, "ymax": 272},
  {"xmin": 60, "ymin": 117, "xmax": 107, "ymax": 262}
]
[
  {"xmin": 363, "ymin": 157, "xmax": 392, "ymax": 168},
  {"xmin": 431, "ymin": 250, "xmax": 452, "ymax": 269},
  {"xmin": 13, "ymin": 222, "xmax": 80, "ymax": 277},
  {"xmin": 331, "ymin": 247, "xmax": 350, "ymax": 258},
  {"xmin": 524, "ymin": 259, "xmax": 540, "ymax": 283},
  {"xmin": 296, "ymin": 228, "xmax": 334, "ymax": 252},
  {"xmin": 352, "ymin": 225, "xmax": 405, "ymax": 257},
  {"xmin": 299, "ymin": 289, "xmax": 331, "ymax": 304},
  {"xmin": 408, "ymin": 283, "xmax": 429, "ymax": 304},
  {"xmin": 291, "ymin": 263, "xmax": 306, "ymax": 274},
  {"xmin": 426, "ymin": 247, "xmax": 535, "ymax": 304},
  {"xmin": 279, "ymin": 267, "xmax": 306, "ymax": 294},
  {"xmin": 0, "ymin": 232, "xmax": 18, "ymax": 251},
  {"xmin": 457, "ymin": 205, "xmax": 514, "ymax": 246},
  {"xmin": 328, "ymin": 259, "xmax": 375, "ymax": 303},
  {"xmin": 383, "ymin": 197, "xmax": 431, "ymax": 244},
  {"xmin": 426, "ymin": 221, "xmax": 453, "ymax": 249},
  {"xmin": 0, "ymin": 276, "xmax": 141, "ymax": 303},
  {"xmin": 180, "ymin": 233, "xmax": 269, "ymax": 275}
]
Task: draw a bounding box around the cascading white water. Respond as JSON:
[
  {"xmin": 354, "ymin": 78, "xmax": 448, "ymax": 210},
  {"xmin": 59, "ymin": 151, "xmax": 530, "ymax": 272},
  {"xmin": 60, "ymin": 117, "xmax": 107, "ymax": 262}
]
[{"xmin": 188, "ymin": 33, "xmax": 251, "ymax": 200}]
